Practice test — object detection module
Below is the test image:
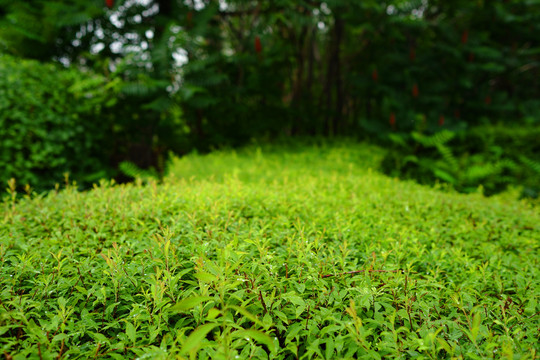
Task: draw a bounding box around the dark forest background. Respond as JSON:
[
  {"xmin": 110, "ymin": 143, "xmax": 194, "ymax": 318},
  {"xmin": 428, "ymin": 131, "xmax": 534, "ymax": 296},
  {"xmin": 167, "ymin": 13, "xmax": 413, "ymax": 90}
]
[{"xmin": 1, "ymin": 0, "xmax": 539, "ymax": 196}]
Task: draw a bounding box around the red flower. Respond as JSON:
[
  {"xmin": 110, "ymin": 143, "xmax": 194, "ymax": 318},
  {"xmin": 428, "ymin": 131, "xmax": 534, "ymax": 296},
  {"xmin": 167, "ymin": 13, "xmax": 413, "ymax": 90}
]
[
  {"xmin": 254, "ymin": 36, "xmax": 262, "ymax": 54},
  {"xmin": 412, "ymin": 83, "xmax": 419, "ymax": 98},
  {"xmin": 461, "ymin": 30, "xmax": 469, "ymax": 44},
  {"xmin": 438, "ymin": 115, "xmax": 445, "ymax": 126},
  {"xmin": 389, "ymin": 112, "xmax": 396, "ymax": 126},
  {"xmin": 372, "ymin": 69, "xmax": 378, "ymax": 82},
  {"xmin": 409, "ymin": 48, "xmax": 416, "ymax": 62},
  {"xmin": 106, "ymin": 0, "xmax": 114, "ymax": 9}
]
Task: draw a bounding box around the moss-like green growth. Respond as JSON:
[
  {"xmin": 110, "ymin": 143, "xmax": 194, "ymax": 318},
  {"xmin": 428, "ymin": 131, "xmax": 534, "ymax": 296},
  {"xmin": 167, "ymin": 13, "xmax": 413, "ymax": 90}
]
[{"xmin": 1, "ymin": 142, "xmax": 538, "ymax": 359}]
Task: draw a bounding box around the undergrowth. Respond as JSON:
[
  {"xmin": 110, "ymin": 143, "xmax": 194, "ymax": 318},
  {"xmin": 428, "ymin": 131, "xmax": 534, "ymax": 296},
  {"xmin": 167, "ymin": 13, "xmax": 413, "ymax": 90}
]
[
  {"xmin": 382, "ymin": 125, "xmax": 540, "ymax": 198},
  {"xmin": 1, "ymin": 142, "xmax": 538, "ymax": 359}
]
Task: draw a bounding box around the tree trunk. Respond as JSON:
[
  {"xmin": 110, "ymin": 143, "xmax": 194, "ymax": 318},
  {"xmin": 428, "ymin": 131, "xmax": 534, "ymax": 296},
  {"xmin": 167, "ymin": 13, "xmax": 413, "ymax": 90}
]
[{"xmin": 333, "ymin": 15, "xmax": 344, "ymax": 135}]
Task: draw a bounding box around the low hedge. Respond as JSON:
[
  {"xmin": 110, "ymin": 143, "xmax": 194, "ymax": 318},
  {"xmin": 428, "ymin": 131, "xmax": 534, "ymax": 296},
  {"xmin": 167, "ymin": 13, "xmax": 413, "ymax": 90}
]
[{"xmin": 1, "ymin": 143, "xmax": 538, "ymax": 358}]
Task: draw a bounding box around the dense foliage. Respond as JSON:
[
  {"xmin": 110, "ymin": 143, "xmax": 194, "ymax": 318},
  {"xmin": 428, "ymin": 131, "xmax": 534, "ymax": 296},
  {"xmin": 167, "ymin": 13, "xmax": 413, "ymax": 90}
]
[
  {"xmin": 0, "ymin": 54, "xmax": 118, "ymax": 190},
  {"xmin": 1, "ymin": 144, "xmax": 539, "ymax": 358},
  {"xmin": 382, "ymin": 125, "xmax": 540, "ymax": 197},
  {"xmin": 2, "ymin": 0, "xmax": 540, "ymax": 138}
]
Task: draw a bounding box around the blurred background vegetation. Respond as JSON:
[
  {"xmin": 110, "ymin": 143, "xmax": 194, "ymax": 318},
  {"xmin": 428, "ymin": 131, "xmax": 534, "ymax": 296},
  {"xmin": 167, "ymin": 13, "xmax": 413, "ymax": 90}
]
[{"xmin": 0, "ymin": 0, "xmax": 539, "ymax": 196}]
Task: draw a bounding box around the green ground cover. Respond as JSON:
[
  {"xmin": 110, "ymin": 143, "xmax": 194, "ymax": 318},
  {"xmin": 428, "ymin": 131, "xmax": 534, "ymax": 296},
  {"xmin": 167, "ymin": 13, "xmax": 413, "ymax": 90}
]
[{"xmin": 1, "ymin": 142, "xmax": 539, "ymax": 359}]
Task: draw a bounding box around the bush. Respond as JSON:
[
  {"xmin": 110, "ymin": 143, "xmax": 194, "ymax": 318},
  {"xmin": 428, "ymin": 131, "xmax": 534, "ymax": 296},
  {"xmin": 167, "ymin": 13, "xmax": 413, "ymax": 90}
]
[
  {"xmin": 382, "ymin": 125, "xmax": 540, "ymax": 197},
  {"xmin": 1, "ymin": 143, "xmax": 538, "ymax": 358},
  {"xmin": 0, "ymin": 54, "xmax": 118, "ymax": 191}
]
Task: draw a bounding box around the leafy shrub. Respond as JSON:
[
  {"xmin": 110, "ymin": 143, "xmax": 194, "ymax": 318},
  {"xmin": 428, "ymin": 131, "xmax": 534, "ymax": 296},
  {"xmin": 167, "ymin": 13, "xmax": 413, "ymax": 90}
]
[
  {"xmin": 382, "ymin": 125, "xmax": 540, "ymax": 197},
  {"xmin": 1, "ymin": 143, "xmax": 538, "ymax": 358},
  {"xmin": 0, "ymin": 54, "xmax": 118, "ymax": 191}
]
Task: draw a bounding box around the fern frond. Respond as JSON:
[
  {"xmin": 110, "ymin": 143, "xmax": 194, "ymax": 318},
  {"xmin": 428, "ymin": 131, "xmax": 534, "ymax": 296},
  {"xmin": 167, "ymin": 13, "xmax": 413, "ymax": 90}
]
[
  {"xmin": 411, "ymin": 130, "xmax": 455, "ymax": 147},
  {"xmin": 496, "ymin": 158, "xmax": 519, "ymax": 172},
  {"xmin": 519, "ymin": 156, "xmax": 540, "ymax": 174},
  {"xmin": 436, "ymin": 144, "xmax": 458, "ymax": 171},
  {"xmin": 119, "ymin": 161, "xmax": 158, "ymax": 181},
  {"xmin": 465, "ymin": 163, "xmax": 498, "ymax": 182}
]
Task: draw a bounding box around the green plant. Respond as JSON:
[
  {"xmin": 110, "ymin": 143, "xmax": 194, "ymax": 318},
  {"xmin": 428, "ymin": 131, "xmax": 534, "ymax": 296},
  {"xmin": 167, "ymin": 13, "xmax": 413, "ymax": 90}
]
[
  {"xmin": 382, "ymin": 125, "xmax": 540, "ymax": 197},
  {"xmin": 1, "ymin": 142, "xmax": 538, "ymax": 358},
  {"xmin": 119, "ymin": 161, "xmax": 160, "ymax": 182},
  {"xmin": 0, "ymin": 54, "xmax": 118, "ymax": 191}
]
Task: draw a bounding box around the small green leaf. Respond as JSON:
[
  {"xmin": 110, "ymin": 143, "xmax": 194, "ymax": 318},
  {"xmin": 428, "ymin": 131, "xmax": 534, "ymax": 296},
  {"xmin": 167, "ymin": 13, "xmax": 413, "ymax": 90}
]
[
  {"xmin": 228, "ymin": 305, "xmax": 264, "ymax": 327},
  {"xmin": 52, "ymin": 333, "xmax": 69, "ymax": 343},
  {"xmin": 169, "ymin": 296, "xmax": 213, "ymax": 313},
  {"xmin": 274, "ymin": 310, "xmax": 289, "ymax": 324},
  {"xmin": 206, "ymin": 308, "xmax": 221, "ymax": 320},
  {"xmin": 181, "ymin": 323, "xmax": 218, "ymax": 354},
  {"xmin": 126, "ymin": 322, "xmax": 136, "ymax": 344},
  {"xmin": 287, "ymin": 294, "xmax": 305, "ymax": 307},
  {"xmin": 195, "ymin": 272, "xmax": 218, "ymax": 282},
  {"xmin": 325, "ymin": 336, "xmax": 335, "ymax": 359},
  {"xmin": 89, "ymin": 331, "xmax": 109, "ymax": 344},
  {"xmin": 471, "ymin": 312, "xmax": 481, "ymax": 343},
  {"xmin": 233, "ymin": 329, "xmax": 276, "ymax": 353}
]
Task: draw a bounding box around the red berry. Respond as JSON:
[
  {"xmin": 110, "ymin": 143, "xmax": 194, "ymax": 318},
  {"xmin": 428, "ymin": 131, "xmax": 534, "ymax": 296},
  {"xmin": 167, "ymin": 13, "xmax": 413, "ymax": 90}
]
[
  {"xmin": 254, "ymin": 36, "xmax": 262, "ymax": 54},
  {"xmin": 438, "ymin": 115, "xmax": 445, "ymax": 126},
  {"xmin": 106, "ymin": 0, "xmax": 114, "ymax": 9},
  {"xmin": 485, "ymin": 96, "xmax": 492, "ymax": 105},
  {"xmin": 389, "ymin": 112, "xmax": 396, "ymax": 126}
]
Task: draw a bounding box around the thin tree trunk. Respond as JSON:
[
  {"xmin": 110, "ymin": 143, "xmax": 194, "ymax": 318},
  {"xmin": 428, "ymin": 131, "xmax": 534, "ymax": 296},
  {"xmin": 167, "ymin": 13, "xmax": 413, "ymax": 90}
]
[
  {"xmin": 321, "ymin": 35, "xmax": 335, "ymax": 136},
  {"xmin": 333, "ymin": 15, "xmax": 344, "ymax": 135}
]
